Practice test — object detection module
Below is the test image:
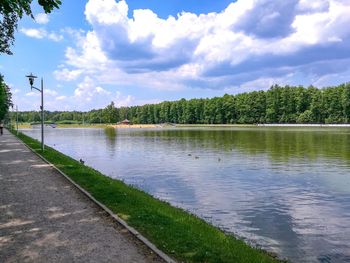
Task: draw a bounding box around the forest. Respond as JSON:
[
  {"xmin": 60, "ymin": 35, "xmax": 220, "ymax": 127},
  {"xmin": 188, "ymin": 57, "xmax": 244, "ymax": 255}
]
[{"xmin": 16, "ymin": 83, "xmax": 350, "ymax": 125}]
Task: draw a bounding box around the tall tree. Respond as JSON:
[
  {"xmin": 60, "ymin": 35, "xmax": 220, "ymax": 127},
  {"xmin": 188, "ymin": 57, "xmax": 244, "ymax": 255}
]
[
  {"xmin": 15, "ymin": 82, "xmax": 350, "ymax": 125},
  {"xmin": 342, "ymin": 83, "xmax": 350, "ymax": 123},
  {"xmin": 104, "ymin": 101, "xmax": 118, "ymax": 123},
  {"xmin": 0, "ymin": 74, "xmax": 12, "ymax": 120},
  {"xmin": 266, "ymin": 85, "xmax": 282, "ymax": 123},
  {"xmin": 0, "ymin": 0, "xmax": 62, "ymax": 54}
]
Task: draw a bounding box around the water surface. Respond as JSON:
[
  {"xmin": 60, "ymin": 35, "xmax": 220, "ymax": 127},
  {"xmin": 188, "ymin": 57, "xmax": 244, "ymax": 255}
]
[{"xmin": 23, "ymin": 127, "xmax": 350, "ymax": 262}]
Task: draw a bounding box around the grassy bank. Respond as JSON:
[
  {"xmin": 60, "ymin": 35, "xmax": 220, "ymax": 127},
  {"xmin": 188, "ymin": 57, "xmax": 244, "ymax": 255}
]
[
  {"xmin": 15, "ymin": 131, "xmax": 280, "ymax": 263},
  {"xmin": 17, "ymin": 123, "xmax": 110, "ymax": 129}
]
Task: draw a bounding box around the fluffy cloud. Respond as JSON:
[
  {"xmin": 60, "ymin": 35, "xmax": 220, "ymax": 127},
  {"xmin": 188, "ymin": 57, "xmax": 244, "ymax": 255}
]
[
  {"xmin": 53, "ymin": 68, "xmax": 83, "ymax": 81},
  {"xmin": 74, "ymin": 76, "xmax": 110, "ymax": 101},
  {"xmin": 25, "ymin": 89, "xmax": 58, "ymax": 97},
  {"xmin": 58, "ymin": 76, "xmax": 134, "ymax": 109},
  {"xmin": 233, "ymin": 0, "xmax": 298, "ymax": 38},
  {"xmin": 114, "ymin": 91, "xmax": 134, "ymax": 107},
  {"xmin": 57, "ymin": 0, "xmax": 350, "ymax": 93},
  {"xmin": 20, "ymin": 28, "xmax": 63, "ymax": 42},
  {"xmin": 45, "ymin": 89, "xmax": 59, "ymax": 96},
  {"xmin": 35, "ymin": 13, "xmax": 49, "ymax": 24},
  {"xmin": 20, "ymin": 28, "xmax": 46, "ymax": 39},
  {"xmin": 22, "ymin": 77, "xmax": 136, "ymax": 111}
]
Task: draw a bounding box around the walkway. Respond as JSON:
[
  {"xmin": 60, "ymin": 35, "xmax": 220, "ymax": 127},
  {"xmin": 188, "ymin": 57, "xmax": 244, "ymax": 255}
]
[{"xmin": 0, "ymin": 129, "xmax": 163, "ymax": 263}]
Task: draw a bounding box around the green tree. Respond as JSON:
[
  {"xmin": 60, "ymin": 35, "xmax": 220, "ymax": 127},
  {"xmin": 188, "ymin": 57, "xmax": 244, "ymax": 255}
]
[
  {"xmin": 342, "ymin": 83, "xmax": 350, "ymax": 123},
  {"xmin": 265, "ymin": 85, "xmax": 282, "ymax": 123},
  {"xmin": 323, "ymin": 86, "xmax": 343, "ymax": 123},
  {"xmin": 310, "ymin": 89, "xmax": 323, "ymax": 123},
  {"xmin": 295, "ymin": 86, "xmax": 310, "ymax": 115},
  {"xmin": 296, "ymin": 110, "xmax": 313, "ymax": 124},
  {"xmin": 104, "ymin": 101, "xmax": 117, "ymax": 123},
  {"xmin": 222, "ymin": 94, "xmax": 236, "ymax": 124},
  {"xmin": 0, "ymin": 0, "xmax": 62, "ymax": 54},
  {"xmin": 0, "ymin": 74, "xmax": 12, "ymax": 120},
  {"xmin": 15, "ymin": 82, "xmax": 350, "ymax": 125},
  {"xmin": 169, "ymin": 102, "xmax": 178, "ymax": 123}
]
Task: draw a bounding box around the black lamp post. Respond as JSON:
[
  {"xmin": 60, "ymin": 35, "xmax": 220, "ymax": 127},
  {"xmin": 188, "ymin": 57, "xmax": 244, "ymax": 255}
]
[{"xmin": 26, "ymin": 73, "xmax": 44, "ymax": 151}]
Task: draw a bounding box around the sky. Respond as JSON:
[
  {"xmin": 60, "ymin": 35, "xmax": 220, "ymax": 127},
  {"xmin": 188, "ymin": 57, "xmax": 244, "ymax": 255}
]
[{"xmin": 1, "ymin": 0, "xmax": 350, "ymax": 111}]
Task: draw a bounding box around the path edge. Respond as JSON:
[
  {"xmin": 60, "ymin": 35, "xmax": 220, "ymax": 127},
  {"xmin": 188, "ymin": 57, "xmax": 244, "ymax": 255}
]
[{"xmin": 14, "ymin": 131, "xmax": 176, "ymax": 263}]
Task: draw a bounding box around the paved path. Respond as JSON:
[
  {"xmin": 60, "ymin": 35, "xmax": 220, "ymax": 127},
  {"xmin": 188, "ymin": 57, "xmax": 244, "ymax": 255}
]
[{"xmin": 0, "ymin": 130, "xmax": 163, "ymax": 263}]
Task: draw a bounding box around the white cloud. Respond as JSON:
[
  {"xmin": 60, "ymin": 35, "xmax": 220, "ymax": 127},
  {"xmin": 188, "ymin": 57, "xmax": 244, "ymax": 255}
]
[
  {"xmin": 114, "ymin": 91, "xmax": 134, "ymax": 107},
  {"xmin": 12, "ymin": 89, "xmax": 21, "ymax": 95},
  {"xmin": 20, "ymin": 28, "xmax": 63, "ymax": 42},
  {"xmin": 61, "ymin": 28, "xmax": 86, "ymax": 45},
  {"xmin": 53, "ymin": 68, "xmax": 83, "ymax": 81},
  {"xmin": 65, "ymin": 31, "xmax": 107, "ymax": 68},
  {"xmin": 20, "ymin": 28, "xmax": 46, "ymax": 39},
  {"xmin": 48, "ymin": 32, "xmax": 63, "ymax": 42},
  {"xmin": 74, "ymin": 76, "xmax": 110, "ymax": 101},
  {"xmin": 297, "ymin": 0, "xmax": 330, "ymax": 12},
  {"xmin": 54, "ymin": 0, "xmax": 350, "ymax": 97},
  {"xmin": 25, "ymin": 91, "xmax": 39, "ymax": 97},
  {"xmin": 25, "ymin": 89, "xmax": 56, "ymax": 98},
  {"xmin": 55, "ymin": 95, "xmax": 67, "ymax": 101},
  {"xmin": 35, "ymin": 13, "xmax": 49, "ymax": 24},
  {"xmin": 45, "ymin": 82, "xmax": 134, "ymax": 111},
  {"xmin": 286, "ymin": 1, "xmax": 350, "ymax": 46},
  {"xmin": 45, "ymin": 89, "xmax": 58, "ymax": 96},
  {"xmin": 111, "ymin": 92, "xmax": 162, "ymax": 108}
]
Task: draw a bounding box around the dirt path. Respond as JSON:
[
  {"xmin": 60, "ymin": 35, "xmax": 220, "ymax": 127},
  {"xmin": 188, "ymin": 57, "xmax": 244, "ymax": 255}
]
[{"xmin": 0, "ymin": 129, "xmax": 164, "ymax": 263}]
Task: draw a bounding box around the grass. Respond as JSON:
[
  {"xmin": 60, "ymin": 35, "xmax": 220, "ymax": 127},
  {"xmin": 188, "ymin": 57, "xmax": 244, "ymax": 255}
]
[
  {"xmin": 15, "ymin": 131, "xmax": 281, "ymax": 263},
  {"xmin": 17, "ymin": 122, "xmax": 110, "ymax": 129}
]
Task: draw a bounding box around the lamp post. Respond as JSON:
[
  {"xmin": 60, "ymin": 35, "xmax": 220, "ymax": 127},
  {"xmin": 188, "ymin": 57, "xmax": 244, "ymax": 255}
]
[
  {"xmin": 14, "ymin": 105, "xmax": 19, "ymax": 135},
  {"xmin": 26, "ymin": 73, "xmax": 44, "ymax": 152}
]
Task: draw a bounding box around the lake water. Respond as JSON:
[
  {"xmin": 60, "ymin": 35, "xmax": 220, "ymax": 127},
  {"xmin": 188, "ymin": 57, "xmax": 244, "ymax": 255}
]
[{"xmin": 22, "ymin": 127, "xmax": 350, "ymax": 262}]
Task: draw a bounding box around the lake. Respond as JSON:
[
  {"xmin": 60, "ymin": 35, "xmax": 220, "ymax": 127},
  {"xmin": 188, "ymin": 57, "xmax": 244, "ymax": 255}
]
[{"xmin": 22, "ymin": 127, "xmax": 350, "ymax": 262}]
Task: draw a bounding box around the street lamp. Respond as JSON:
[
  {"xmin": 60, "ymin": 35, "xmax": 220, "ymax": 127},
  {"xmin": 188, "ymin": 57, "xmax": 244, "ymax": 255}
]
[
  {"xmin": 26, "ymin": 73, "xmax": 44, "ymax": 151},
  {"xmin": 16, "ymin": 105, "xmax": 18, "ymax": 135},
  {"xmin": 12, "ymin": 105, "xmax": 19, "ymax": 135}
]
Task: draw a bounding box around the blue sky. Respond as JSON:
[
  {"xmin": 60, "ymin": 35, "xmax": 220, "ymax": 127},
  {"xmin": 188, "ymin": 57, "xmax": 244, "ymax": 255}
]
[{"xmin": 1, "ymin": 0, "xmax": 350, "ymax": 111}]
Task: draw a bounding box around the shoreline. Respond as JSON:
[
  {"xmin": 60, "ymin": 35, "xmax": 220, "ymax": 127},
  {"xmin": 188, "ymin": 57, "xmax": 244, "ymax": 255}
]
[
  {"xmin": 256, "ymin": 123, "xmax": 350, "ymax": 127},
  {"xmin": 13, "ymin": 130, "xmax": 280, "ymax": 263},
  {"xmin": 1, "ymin": 130, "xmax": 165, "ymax": 262},
  {"xmin": 18, "ymin": 123, "xmax": 350, "ymax": 130},
  {"xmin": 178, "ymin": 123, "xmax": 350, "ymax": 128},
  {"xmin": 109, "ymin": 124, "xmax": 159, "ymax": 129}
]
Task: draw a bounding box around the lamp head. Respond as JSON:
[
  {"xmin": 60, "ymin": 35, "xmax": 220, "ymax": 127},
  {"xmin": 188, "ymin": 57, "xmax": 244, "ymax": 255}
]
[{"xmin": 26, "ymin": 73, "xmax": 37, "ymax": 87}]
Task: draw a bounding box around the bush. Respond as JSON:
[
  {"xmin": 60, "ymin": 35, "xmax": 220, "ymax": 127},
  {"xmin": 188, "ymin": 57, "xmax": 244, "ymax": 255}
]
[{"xmin": 296, "ymin": 110, "xmax": 314, "ymax": 123}]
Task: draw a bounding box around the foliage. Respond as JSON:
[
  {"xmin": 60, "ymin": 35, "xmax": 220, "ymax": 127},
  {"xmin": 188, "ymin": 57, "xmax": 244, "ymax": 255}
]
[
  {"xmin": 0, "ymin": 74, "xmax": 12, "ymax": 120},
  {"xmin": 15, "ymin": 131, "xmax": 280, "ymax": 263},
  {"xmin": 296, "ymin": 110, "xmax": 313, "ymax": 123},
  {"xmin": 17, "ymin": 82, "xmax": 350, "ymax": 125},
  {"xmin": 0, "ymin": 0, "xmax": 62, "ymax": 54},
  {"xmin": 0, "ymin": 13, "xmax": 17, "ymax": 55}
]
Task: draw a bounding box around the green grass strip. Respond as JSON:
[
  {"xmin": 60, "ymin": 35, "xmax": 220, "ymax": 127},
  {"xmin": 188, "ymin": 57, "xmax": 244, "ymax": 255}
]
[{"xmin": 15, "ymin": 131, "xmax": 281, "ymax": 263}]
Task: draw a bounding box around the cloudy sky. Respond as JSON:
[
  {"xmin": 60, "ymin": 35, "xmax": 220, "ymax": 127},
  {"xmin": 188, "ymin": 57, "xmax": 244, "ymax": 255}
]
[{"xmin": 1, "ymin": 0, "xmax": 350, "ymax": 111}]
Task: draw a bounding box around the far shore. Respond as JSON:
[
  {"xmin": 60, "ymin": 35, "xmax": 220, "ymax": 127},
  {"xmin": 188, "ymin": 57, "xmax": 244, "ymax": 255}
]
[
  {"xmin": 256, "ymin": 123, "xmax": 350, "ymax": 127},
  {"xmin": 109, "ymin": 124, "xmax": 159, "ymax": 129},
  {"xmin": 177, "ymin": 123, "xmax": 350, "ymax": 127},
  {"xmin": 17, "ymin": 123, "xmax": 350, "ymax": 129}
]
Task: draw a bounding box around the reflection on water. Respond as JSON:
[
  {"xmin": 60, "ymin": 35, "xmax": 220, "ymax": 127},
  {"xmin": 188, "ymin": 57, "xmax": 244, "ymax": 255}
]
[{"xmin": 23, "ymin": 127, "xmax": 350, "ymax": 262}]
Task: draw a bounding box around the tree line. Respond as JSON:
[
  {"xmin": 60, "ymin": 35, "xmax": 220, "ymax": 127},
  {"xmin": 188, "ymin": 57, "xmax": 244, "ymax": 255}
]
[{"xmin": 16, "ymin": 83, "xmax": 350, "ymax": 125}]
